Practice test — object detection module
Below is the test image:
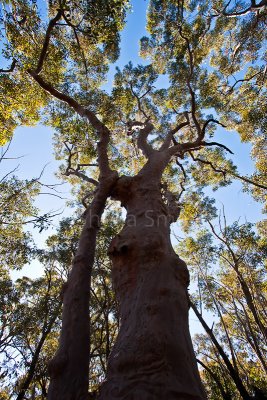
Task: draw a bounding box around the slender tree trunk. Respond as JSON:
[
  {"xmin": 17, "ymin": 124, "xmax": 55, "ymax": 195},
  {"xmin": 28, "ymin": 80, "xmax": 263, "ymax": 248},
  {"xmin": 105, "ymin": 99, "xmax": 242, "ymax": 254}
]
[
  {"xmin": 191, "ymin": 301, "xmax": 252, "ymax": 400},
  {"xmin": 48, "ymin": 174, "xmax": 117, "ymax": 400},
  {"xmin": 234, "ymin": 300, "xmax": 267, "ymax": 373},
  {"xmin": 237, "ymin": 275, "xmax": 267, "ymax": 343},
  {"xmin": 196, "ymin": 358, "xmax": 232, "ymax": 400},
  {"xmin": 98, "ymin": 170, "xmax": 206, "ymax": 399},
  {"xmin": 16, "ymin": 305, "xmax": 60, "ymax": 400}
]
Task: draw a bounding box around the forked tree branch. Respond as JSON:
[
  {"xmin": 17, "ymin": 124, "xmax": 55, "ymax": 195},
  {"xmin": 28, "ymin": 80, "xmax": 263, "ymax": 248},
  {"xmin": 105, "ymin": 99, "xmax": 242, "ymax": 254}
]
[
  {"xmin": 211, "ymin": 0, "xmax": 267, "ymax": 17},
  {"xmin": 201, "ymin": 119, "xmax": 227, "ymax": 137},
  {"xmin": 160, "ymin": 112, "xmax": 190, "ymax": 151},
  {"xmin": 136, "ymin": 120, "xmax": 155, "ymax": 158},
  {"xmin": 129, "ymin": 82, "xmax": 150, "ymax": 120},
  {"xmin": 219, "ymin": 69, "xmax": 265, "ymax": 94},
  {"xmin": 27, "ymin": 8, "xmax": 113, "ymax": 179},
  {"xmin": 64, "ymin": 142, "xmax": 99, "ymax": 186},
  {"xmin": 161, "ymin": 50, "xmax": 233, "ymax": 160},
  {"xmin": 168, "ymin": 138, "xmax": 233, "ymax": 158},
  {"xmin": 28, "ymin": 71, "xmax": 113, "ymax": 177}
]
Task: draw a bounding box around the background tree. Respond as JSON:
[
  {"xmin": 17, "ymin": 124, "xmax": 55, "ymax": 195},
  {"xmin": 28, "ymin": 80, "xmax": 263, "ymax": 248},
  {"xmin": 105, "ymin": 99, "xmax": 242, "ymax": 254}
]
[{"xmin": 178, "ymin": 219, "xmax": 267, "ymax": 399}]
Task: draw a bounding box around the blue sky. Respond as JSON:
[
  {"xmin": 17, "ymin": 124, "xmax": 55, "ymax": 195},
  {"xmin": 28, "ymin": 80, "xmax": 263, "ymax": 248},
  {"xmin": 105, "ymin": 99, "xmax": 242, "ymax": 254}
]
[{"xmin": 1, "ymin": 0, "xmax": 263, "ymax": 335}]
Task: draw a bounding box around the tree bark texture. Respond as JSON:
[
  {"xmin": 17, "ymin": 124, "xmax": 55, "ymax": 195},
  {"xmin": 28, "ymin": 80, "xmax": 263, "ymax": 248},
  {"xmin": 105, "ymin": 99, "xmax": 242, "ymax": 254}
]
[{"xmin": 98, "ymin": 165, "xmax": 206, "ymax": 400}]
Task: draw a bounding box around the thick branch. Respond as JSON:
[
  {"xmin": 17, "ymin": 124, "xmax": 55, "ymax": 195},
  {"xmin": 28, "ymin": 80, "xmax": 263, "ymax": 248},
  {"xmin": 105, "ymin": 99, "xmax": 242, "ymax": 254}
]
[
  {"xmin": 136, "ymin": 121, "xmax": 155, "ymax": 158},
  {"xmin": 65, "ymin": 170, "xmax": 98, "ymax": 185},
  {"xmin": 28, "ymin": 6, "xmax": 114, "ymax": 180},
  {"xmin": 170, "ymin": 114, "xmax": 190, "ymax": 136},
  {"xmin": 201, "ymin": 119, "xmax": 227, "ymax": 137},
  {"xmin": 230, "ymin": 171, "xmax": 267, "ymax": 190},
  {"xmin": 35, "ymin": 9, "xmax": 63, "ymax": 74},
  {"xmin": 200, "ymin": 141, "xmax": 233, "ymax": 154},
  {"xmin": 28, "ymin": 72, "xmax": 113, "ymax": 177},
  {"xmin": 28, "ymin": 70, "xmax": 86, "ymax": 115},
  {"xmin": 160, "ymin": 112, "xmax": 190, "ymax": 151},
  {"xmin": 168, "ymin": 139, "xmax": 233, "ymax": 158},
  {"xmin": 28, "ymin": 72, "xmax": 109, "ymax": 134},
  {"xmin": 48, "ymin": 172, "xmax": 118, "ymax": 400},
  {"xmin": 176, "ymin": 159, "xmax": 187, "ymax": 201},
  {"xmin": 97, "ymin": 127, "xmax": 113, "ymax": 178},
  {"xmin": 178, "ymin": 27, "xmax": 202, "ymax": 135}
]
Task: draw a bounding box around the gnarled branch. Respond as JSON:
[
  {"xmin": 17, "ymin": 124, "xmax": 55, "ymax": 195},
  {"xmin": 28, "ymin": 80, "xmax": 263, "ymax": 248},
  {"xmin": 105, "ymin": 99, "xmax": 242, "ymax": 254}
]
[{"xmin": 136, "ymin": 121, "xmax": 155, "ymax": 158}]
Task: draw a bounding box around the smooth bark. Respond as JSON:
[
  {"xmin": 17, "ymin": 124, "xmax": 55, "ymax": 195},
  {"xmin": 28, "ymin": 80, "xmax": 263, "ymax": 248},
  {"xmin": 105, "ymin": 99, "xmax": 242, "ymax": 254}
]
[{"xmin": 48, "ymin": 173, "xmax": 118, "ymax": 400}]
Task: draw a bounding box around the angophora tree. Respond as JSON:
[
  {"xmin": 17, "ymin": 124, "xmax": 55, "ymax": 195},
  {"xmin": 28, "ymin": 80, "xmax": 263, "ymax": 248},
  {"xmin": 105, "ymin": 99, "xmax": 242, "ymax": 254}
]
[{"xmin": 0, "ymin": 0, "xmax": 266, "ymax": 399}]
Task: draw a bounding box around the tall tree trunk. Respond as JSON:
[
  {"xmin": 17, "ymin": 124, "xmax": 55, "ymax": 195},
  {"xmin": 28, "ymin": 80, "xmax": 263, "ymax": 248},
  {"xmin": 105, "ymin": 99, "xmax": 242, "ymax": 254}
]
[
  {"xmin": 98, "ymin": 170, "xmax": 206, "ymax": 400},
  {"xmin": 48, "ymin": 174, "xmax": 117, "ymax": 400}
]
